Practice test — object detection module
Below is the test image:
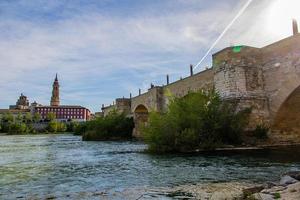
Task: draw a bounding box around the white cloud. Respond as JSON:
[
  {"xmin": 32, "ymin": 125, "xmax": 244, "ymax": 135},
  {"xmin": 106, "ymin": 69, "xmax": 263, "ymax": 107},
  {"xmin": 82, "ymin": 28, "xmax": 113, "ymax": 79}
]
[{"xmin": 0, "ymin": 0, "xmax": 297, "ymax": 111}]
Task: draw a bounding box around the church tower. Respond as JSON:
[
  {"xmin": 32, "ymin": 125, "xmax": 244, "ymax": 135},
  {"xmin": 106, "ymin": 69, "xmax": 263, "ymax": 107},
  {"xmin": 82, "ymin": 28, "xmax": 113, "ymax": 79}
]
[{"xmin": 50, "ymin": 73, "xmax": 60, "ymax": 106}]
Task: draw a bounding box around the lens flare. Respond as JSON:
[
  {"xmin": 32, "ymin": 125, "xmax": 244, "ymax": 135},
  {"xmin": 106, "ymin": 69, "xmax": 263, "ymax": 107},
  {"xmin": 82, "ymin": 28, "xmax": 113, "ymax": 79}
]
[
  {"xmin": 267, "ymin": 0, "xmax": 300, "ymax": 34},
  {"xmin": 268, "ymin": 0, "xmax": 300, "ymax": 20}
]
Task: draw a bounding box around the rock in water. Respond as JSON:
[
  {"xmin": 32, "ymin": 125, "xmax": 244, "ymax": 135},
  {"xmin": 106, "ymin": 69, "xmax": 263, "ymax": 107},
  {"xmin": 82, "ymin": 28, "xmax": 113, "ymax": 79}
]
[
  {"xmin": 263, "ymin": 182, "xmax": 277, "ymax": 189},
  {"xmin": 243, "ymin": 186, "xmax": 264, "ymax": 195},
  {"xmin": 284, "ymin": 171, "xmax": 300, "ymax": 181},
  {"xmin": 253, "ymin": 193, "xmax": 275, "ymax": 200},
  {"xmin": 280, "ymin": 175, "xmax": 298, "ymax": 185}
]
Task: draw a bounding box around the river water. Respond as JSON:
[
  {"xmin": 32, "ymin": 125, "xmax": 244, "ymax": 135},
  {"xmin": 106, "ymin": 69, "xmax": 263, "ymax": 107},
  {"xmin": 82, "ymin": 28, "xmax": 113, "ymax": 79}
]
[{"xmin": 1, "ymin": 134, "xmax": 300, "ymax": 199}]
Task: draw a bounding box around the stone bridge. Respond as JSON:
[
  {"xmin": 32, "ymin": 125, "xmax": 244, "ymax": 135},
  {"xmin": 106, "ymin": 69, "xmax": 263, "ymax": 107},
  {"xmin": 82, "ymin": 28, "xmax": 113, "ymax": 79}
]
[{"xmin": 102, "ymin": 23, "xmax": 300, "ymax": 142}]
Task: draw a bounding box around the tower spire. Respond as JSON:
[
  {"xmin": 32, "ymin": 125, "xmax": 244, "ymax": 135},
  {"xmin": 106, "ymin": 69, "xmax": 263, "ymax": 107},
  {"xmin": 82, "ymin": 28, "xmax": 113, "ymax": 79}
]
[
  {"xmin": 293, "ymin": 19, "xmax": 298, "ymax": 35},
  {"xmin": 50, "ymin": 74, "xmax": 60, "ymax": 106}
]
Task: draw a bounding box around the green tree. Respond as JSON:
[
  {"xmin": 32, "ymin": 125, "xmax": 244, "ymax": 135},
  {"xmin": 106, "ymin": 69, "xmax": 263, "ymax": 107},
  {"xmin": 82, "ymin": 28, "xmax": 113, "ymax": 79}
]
[
  {"xmin": 67, "ymin": 122, "xmax": 79, "ymax": 132},
  {"xmin": 33, "ymin": 113, "xmax": 41, "ymax": 123},
  {"xmin": 143, "ymin": 90, "xmax": 251, "ymax": 153},
  {"xmin": 24, "ymin": 113, "xmax": 32, "ymax": 123},
  {"xmin": 57, "ymin": 122, "xmax": 67, "ymax": 132},
  {"xmin": 46, "ymin": 112, "xmax": 56, "ymax": 121},
  {"xmin": 16, "ymin": 113, "xmax": 23, "ymax": 123},
  {"xmin": 82, "ymin": 111, "xmax": 134, "ymax": 141},
  {"xmin": 8, "ymin": 123, "xmax": 28, "ymax": 135},
  {"xmin": 2, "ymin": 113, "xmax": 14, "ymax": 123},
  {"xmin": 47, "ymin": 121, "xmax": 67, "ymax": 133},
  {"xmin": 47, "ymin": 121, "xmax": 58, "ymax": 132}
]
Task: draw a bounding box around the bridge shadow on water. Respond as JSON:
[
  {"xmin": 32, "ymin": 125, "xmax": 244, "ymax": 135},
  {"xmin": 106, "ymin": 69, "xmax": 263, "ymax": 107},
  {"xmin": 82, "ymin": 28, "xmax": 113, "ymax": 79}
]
[{"xmin": 145, "ymin": 145, "xmax": 300, "ymax": 164}]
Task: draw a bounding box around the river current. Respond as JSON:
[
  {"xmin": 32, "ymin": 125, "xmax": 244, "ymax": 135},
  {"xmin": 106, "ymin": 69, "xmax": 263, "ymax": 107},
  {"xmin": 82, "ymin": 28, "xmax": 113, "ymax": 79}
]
[{"xmin": 1, "ymin": 134, "xmax": 300, "ymax": 199}]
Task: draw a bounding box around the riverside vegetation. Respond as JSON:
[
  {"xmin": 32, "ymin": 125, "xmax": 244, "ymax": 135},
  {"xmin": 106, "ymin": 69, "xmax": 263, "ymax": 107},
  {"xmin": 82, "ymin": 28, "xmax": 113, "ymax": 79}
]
[
  {"xmin": 0, "ymin": 112, "xmax": 75, "ymax": 134},
  {"xmin": 143, "ymin": 90, "xmax": 268, "ymax": 153},
  {"xmin": 79, "ymin": 111, "xmax": 134, "ymax": 141},
  {"xmin": 77, "ymin": 90, "xmax": 268, "ymax": 152}
]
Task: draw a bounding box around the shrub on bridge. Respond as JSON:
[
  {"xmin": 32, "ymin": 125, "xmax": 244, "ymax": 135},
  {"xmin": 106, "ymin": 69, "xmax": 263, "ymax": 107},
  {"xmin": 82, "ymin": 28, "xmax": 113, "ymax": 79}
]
[{"xmin": 143, "ymin": 90, "xmax": 251, "ymax": 153}]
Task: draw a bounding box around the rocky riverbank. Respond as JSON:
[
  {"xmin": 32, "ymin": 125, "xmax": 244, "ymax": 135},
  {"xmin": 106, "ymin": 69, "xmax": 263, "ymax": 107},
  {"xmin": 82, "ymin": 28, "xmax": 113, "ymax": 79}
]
[{"xmin": 163, "ymin": 171, "xmax": 300, "ymax": 200}]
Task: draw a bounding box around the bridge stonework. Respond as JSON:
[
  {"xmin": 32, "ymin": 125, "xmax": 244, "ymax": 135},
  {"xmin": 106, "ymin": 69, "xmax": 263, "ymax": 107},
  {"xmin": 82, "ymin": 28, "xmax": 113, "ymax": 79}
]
[{"xmin": 103, "ymin": 33, "xmax": 300, "ymax": 142}]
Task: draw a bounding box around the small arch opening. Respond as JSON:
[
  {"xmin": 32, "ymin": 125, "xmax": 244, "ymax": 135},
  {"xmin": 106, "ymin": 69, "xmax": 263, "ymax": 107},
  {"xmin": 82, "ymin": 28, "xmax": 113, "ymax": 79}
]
[{"xmin": 133, "ymin": 105, "xmax": 149, "ymax": 138}]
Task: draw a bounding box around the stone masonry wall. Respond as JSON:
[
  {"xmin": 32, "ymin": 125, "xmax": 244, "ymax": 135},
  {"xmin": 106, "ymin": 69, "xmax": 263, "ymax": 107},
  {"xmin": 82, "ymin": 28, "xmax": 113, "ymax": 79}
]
[
  {"xmin": 262, "ymin": 34, "xmax": 300, "ymax": 122},
  {"xmin": 131, "ymin": 86, "xmax": 164, "ymax": 113},
  {"xmin": 102, "ymin": 105, "xmax": 116, "ymax": 117},
  {"xmin": 213, "ymin": 46, "xmax": 269, "ymax": 128},
  {"xmin": 261, "ymin": 34, "xmax": 300, "ymax": 142},
  {"xmin": 115, "ymin": 98, "xmax": 131, "ymax": 115},
  {"xmin": 163, "ymin": 69, "xmax": 214, "ymax": 111}
]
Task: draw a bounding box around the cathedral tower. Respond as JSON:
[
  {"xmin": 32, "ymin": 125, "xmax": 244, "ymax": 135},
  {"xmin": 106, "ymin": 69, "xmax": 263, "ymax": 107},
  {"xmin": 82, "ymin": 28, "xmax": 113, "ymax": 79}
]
[{"xmin": 50, "ymin": 73, "xmax": 60, "ymax": 106}]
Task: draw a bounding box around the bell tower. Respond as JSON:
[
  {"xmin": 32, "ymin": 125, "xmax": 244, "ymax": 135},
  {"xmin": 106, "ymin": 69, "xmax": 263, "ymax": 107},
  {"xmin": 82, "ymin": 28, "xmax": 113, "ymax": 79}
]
[{"xmin": 50, "ymin": 73, "xmax": 60, "ymax": 106}]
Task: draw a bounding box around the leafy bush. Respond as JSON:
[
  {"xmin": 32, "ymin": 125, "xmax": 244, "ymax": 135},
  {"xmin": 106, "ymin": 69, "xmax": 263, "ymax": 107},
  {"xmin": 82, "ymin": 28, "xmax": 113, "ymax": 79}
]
[
  {"xmin": 33, "ymin": 113, "xmax": 41, "ymax": 123},
  {"xmin": 253, "ymin": 124, "xmax": 269, "ymax": 139},
  {"xmin": 82, "ymin": 111, "xmax": 134, "ymax": 141},
  {"xmin": 8, "ymin": 123, "xmax": 29, "ymax": 135},
  {"xmin": 273, "ymin": 193, "xmax": 281, "ymax": 199},
  {"xmin": 176, "ymin": 128, "xmax": 199, "ymax": 152},
  {"xmin": 47, "ymin": 121, "xmax": 67, "ymax": 133},
  {"xmin": 143, "ymin": 90, "xmax": 251, "ymax": 153},
  {"xmin": 57, "ymin": 122, "xmax": 67, "ymax": 132},
  {"xmin": 1, "ymin": 113, "xmax": 14, "ymax": 123},
  {"xmin": 0, "ymin": 121, "xmax": 11, "ymax": 133},
  {"xmin": 66, "ymin": 122, "xmax": 78, "ymax": 132},
  {"xmin": 73, "ymin": 123, "xmax": 87, "ymax": 135},
  {"xmin": 46, "ymin": 112, "xmax": 56, "ymax": 122},
  {"xmin": 24, "ymin": 113, "xmax": 32, "ymax": 123},
  {"xmin": 47, "ymin": 121, "xmax": 58, "ymax": 132}
]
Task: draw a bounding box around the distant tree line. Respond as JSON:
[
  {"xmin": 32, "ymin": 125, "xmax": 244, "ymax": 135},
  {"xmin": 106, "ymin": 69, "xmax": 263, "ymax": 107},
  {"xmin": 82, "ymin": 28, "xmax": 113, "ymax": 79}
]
[{"xmin": 0, "ymin": 112, "xmax": 77, "ymax": 134}]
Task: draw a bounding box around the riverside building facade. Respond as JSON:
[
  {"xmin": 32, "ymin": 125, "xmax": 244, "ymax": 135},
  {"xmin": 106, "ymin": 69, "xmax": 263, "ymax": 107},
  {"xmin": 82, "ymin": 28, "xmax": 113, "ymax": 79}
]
[
  {"xmin": 34, "ymin": 106, "xmax": 90, "ymax": 122},
  {"xmin": 0, "ymin": 74, "xmax": 91, "ymax": 122},
  {"xmin": 33, "ymin": 74, "xmax": 91, "ymax": 122}
]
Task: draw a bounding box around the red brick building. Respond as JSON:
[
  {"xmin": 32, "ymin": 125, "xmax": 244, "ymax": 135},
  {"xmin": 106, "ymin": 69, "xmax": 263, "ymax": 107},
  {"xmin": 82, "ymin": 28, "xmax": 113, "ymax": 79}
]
[
  {"xmin": 35, "ymin": 105, "xmax": 91, "ymax": 122},
  {"xmin": 33, "ymin": 74, "xmax": 91, "ymax": 122}
]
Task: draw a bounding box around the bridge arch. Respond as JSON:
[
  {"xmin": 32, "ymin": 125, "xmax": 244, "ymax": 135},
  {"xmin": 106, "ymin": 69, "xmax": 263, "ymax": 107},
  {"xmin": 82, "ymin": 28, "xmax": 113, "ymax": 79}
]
[
  {"xmin": 132, "ymin": 104, "xmax": 149, "ymax": 138},
  {"xmin": 271, "ymin": 85, "xmax": 300, "ymax": 141}
]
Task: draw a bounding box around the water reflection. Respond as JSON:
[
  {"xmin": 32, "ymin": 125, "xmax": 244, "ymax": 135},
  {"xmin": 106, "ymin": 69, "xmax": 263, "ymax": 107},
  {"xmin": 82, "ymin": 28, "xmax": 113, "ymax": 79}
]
[{"xmin": 0, "ymin": 134, "xmax": 299, "ymax": 199}]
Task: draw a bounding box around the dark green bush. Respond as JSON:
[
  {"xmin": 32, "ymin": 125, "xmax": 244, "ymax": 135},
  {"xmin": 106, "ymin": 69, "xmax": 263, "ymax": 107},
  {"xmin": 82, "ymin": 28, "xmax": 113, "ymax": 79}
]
[
  {"xmin": 7, "ymin": 123, "xmax": 29, "ymax": 135},
  {"xmin": 47, "ymin": 121, "xmax": 67, "ymax": 133},
  {"xmin": 82, "ymin": 111, "xmax": 134, "ymax": 141},
  {"xmin": 66, "ymin": 122, "xmax": 79, "ymax": 132},
  {"xmin": 73, "ymin": 123, "xmax": 87, "ymax": 135},
  {"xmin": 143, "ymin": 90, "xmax": 251, "ymax": 153},
  {"xmin": 47, "ymin": 121, "xmax": 58, "ymax": 132},
  {"xmin": 253, "ymin": 124, "xmax": 269, "ymax": 139}
]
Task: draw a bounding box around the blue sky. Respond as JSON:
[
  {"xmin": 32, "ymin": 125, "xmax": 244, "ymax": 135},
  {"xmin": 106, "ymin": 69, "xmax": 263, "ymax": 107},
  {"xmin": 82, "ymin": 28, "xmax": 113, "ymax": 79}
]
[{"xmin": 0, "ymin": 0, "xmax": 298, "ymax": 112}]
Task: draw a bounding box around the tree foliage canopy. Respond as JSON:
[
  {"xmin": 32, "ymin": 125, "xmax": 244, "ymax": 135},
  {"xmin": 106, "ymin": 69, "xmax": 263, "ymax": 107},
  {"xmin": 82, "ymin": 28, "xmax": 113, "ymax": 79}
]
[
  {"xmin": 143, "ymin": 90, "xmax": 251, "ymax": 153},
  {"xmin": 81, "ymin": 110, "xmax": 134, "ymax": 141}
]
